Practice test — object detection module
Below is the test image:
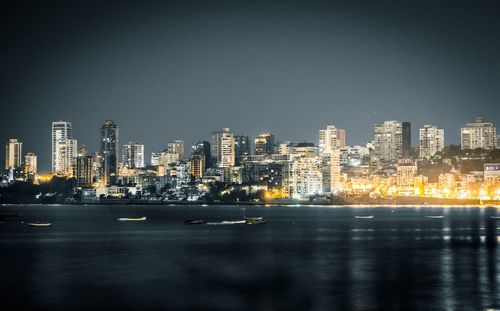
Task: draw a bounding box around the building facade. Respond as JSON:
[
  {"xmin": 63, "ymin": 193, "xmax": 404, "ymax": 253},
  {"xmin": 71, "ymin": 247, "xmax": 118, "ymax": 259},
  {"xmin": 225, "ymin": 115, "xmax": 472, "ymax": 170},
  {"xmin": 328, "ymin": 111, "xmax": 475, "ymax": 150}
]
[
  {"xmin": 24, "ymin": 152, "xmax": 37, "ymax": 175},
  {"xmin": 402, "ymin": 122, "xmax": 411, "ymax": 158},
  {"xmin": 419, "ymin": 125, "xmax": 444, "ymax": 158},
  {"xmin": 122, "ymin": 142, "xmax": 145, "ymax": 169},
  {"xmin": 211, "ymin": 128, "xmax": 235, "ymax": 168},
  {"xmin": 460, "ymin": 117, "xmax": 497, "ymax": 150},
  {"xmin": 234, "ymin": 135, "xmax": 250, "ymax": 165},
  {"xmin": 52, "ymin": 121, "xmax": 77, "ymax": 176},
  {"xmin": 191, "ymin": 141, "xmax": 211, "ymax": 169},
  {"xmin": 190, "ymin": 154, "xmax": 205, "ymax": 180},
  {"xmin": 167, "ymin": 140, "xmax": 185, "ymax": 160},
  {"xmin": 373, "ymin": 120, "xmax": 404, "ymax": 162},
  {"xmin": 397, "ymin": 159, "xmax": 417, "ymax": 196},
  {"xmin": 318, "ymin": 125, "xmax": 342, "ymax": 193},
  {"xmin": 319, "ymin": 125, "xmax": 340, "ymax": 154},
  {"xmin": 5, "ymin": 138, "xmax": 22, "ymax": 170},
  {"xmin": 100, "ymin": 120, "xmax": 119, "ymax": 186},
  {"xmin": 255, "ymin": 133, "xmax": 275, "ymax": 155}
]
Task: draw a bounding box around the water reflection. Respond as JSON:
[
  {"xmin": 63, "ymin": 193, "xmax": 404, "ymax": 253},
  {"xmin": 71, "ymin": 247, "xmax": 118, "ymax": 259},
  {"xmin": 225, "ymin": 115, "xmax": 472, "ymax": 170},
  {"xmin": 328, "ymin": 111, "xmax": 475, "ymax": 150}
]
[{"xmin": 0, "ymin": 205, "xmax": 498, "ymax": 310}]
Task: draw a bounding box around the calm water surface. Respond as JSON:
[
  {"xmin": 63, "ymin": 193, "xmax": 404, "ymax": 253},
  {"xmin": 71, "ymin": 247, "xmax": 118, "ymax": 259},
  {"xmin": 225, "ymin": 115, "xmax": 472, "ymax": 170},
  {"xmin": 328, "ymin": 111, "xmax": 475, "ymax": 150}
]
[{"xmin": 1, "ymin": 204, "xmax": 499, "ymax": 310}]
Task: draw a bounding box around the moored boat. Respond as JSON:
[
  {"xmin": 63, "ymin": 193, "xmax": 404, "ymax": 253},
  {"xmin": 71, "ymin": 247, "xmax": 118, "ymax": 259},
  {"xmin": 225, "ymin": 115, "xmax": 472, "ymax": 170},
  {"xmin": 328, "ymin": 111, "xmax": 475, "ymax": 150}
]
[
  {"xmin": 355, "ymin": 215, "xmax": 374, "ymax": 219},
  {"xmin": 118, "ymin": 217, "xmax": 147, "ymax": 221},
  {"xmin": 184, "ymin": 219, "xmax": 204, "ymax": 225},
  {"xmin": 425, "ymin": 216, "xmax": 444, "ymax": 219},
  {"xmin": 206, "ymin": 220, "xmax": 246, "ymax": 225},
  {"xmin": 25, "ymin": 221, "xmax": 52, "ymax": 227}
]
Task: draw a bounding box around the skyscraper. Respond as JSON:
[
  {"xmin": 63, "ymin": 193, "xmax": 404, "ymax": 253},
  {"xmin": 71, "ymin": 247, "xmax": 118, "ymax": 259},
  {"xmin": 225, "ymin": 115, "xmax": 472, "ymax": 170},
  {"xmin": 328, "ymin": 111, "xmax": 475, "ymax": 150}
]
[
  {"xmin": 100, "ymin": 120, "xmax": 119, "ymax": 186},
  {"xmin": 122, "ymin": 142, "xmax": 145, "ymax": 169},
  {"xmin": 460, "ymin": 117, "xmax": 497, "ymax": 150},
  {"xmin": 52, "ymin": 121, "xmax": 77, "ymax": 176},
  {"xmin": 5, "ymin": 138, "xmax": 22, "ymax": 170},
  {"xmin": 373, "ymin": 120, "xmax": 403, "ymax": 161},
  {"xmin": 402, "ymin": 122, "xmax": 411, "ymax": 158},
  {"xmin": 211, "ymin": 128, "xmax": 235, "ymax": 168},
  {"xmin": 191, "ymin": 141, "xmax": 211, "ymax": 168},
  {"xmin": 190, "ymin": 154, "xmax": 205, "ymax": 180},
  {"xmin": 24, "ymin": 152, "xmax": 37, "ymax": 175},
  {"xmin": 318, "ymin": 125, "xmax": 341, "ymax": 193},
  {"xmin": 319, "ymin": 125, "xmax": 340, "ymax": 154},
  {"xmin": 419, "ymin": 125, "xmax": 444, "ymax": 158},
  {"xmin": 167, "ymin": 140, "xmax": 185, "ymax": 160},
  {"xmin": 234, "ymin": 135, "xmax": 250, "ymax": 165},
  {"xmin": 336, "ymin": 128, "xmax": 346, "ymax": 148},
  {"xmin": 75, "ymin": 154, "xmax": 93, "ymax": 187},
  {"xmin": 255, "ymin": 133, "xmax": 274, "ymax": 155}
]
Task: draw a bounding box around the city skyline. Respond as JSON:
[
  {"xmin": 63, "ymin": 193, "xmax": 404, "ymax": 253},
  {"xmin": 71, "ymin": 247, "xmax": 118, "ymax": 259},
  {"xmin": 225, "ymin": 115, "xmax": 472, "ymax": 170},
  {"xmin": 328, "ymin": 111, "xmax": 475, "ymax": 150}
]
[
  {"xmin": 2, "ymin": 115, "xmax": 498, "ymax": 174},
  {"xmin": 1, "ymin": 0, "xmax": 500, "ymax": 172}
]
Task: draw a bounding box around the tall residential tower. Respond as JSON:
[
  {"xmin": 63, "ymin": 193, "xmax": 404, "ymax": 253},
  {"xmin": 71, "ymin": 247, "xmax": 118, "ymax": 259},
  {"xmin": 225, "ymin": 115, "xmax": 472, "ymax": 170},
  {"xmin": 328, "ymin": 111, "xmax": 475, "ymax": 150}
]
[
  {"xmin": 100, "ymin": 120, "xmax": 119, "ymax": 186},
  {"xmin": 51, "ymin": 121, "xmax": 77, "ymax": 176},
  {"xmin": 5, "ymin": 139, "xmax": 22, "ymax": 170},
  {"xmin": 419, "ymin": 125, "xmax": 444, "ymax": 158}
]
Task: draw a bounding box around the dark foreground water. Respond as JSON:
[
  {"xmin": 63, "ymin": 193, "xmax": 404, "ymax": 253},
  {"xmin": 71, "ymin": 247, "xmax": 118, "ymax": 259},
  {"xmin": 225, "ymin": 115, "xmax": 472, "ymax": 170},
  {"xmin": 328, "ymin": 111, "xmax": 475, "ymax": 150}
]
[{"xmin": 1, "ymin": 204, "xmax": 499, "ymax": 310}]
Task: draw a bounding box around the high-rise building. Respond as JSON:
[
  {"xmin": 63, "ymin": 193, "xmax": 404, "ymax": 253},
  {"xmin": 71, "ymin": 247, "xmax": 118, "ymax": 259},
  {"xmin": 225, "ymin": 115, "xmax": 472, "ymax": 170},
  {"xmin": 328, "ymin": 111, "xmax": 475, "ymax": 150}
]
[
  {"xmin": 55, "ymin": 139, "xmax": 77, "ymax": 177},
  {"xmin": 373, "ymin": 120, "xmax": 404, "ymax": 161},
  {"xmin": 419, "ymin": 125, "xmax": 444, "ymax": 158},
  {"xmin": 24, "ymin": 152, "xmax": 37, "ymax": 175},
  {"xmin": 191, "ymin": 141, "xmax": 211, "ymax": 169},
  {"xmin": 337, "ymin": 128, "xmax": 346, "ymax": 148},
  {"xmin": 5, "ymin": 138, "xmax": 22, "ymax": 170},
  {"xmin": 211, "ymin": 128, "xmax": 235, "ymax": 168},
  {"xmin": 255, "ymin": 133, "xmax": 274, "ymax": 155},
  {"xmin": 190, "ymin": 154, "xmax": 205, "ymax": 180},
  {"xmin": 158, "ymin": 151, "xmax": 179, "ymax": 167},
  {"xmin": 286, "ymin": 156, "xmax": 323, "ymax": 199},
  {"xmin": 167, "ymin": 140, "xmax": 185, "ymax": 160},
  {"xmin": 460, "ymin": 117, "xmax": 497, "ymax": 150},
  {"xmin": 91, "ymin": 152, "xmax": 103, "ymax": 184},
  {"xmin": 75, "ymin": 154, "xmax": 94, "ymax": 187},
  {"xmin": 234, "ymin": 135, "xmax": 250, "ymax": 165},
  {"xmin": 52, "ymin": 121, "xmax": 76, "ymax": 176},
  {"xmin": 402, "ymin": 122, "xmax": 411, "ymax": 158},
  {"xmin": 319, "ymin": 125, "xmax": 341, "ymax": 154},
  {"xmin": 122, "ymin": 142, "xmax": 144, "ymax": 169},
  {"xmin": 321, "ymin": 151, "xmax": 341, "ymax": 193},
  {"xmin": 318, "ymin": 125, "xmax": 341, "ymax": 193},
  {"xmin": 100, "ymin": 120, "xmax": 119, "ymax": 186}
]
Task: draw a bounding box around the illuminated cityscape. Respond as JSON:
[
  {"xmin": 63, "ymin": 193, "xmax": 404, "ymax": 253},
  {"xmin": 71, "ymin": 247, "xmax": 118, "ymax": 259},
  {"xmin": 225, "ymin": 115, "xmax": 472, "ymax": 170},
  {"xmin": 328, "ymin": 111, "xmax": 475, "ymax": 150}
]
[{"xmin": 2, "ymin": 116, "xmax": 499, "ymax": 204}]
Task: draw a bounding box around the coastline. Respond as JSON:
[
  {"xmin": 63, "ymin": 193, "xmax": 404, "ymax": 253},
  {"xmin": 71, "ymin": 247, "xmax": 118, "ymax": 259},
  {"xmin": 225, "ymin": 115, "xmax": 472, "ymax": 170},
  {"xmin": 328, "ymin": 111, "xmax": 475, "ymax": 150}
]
[{"xmin": 2, "ymin": 199, "xmax": 499, "ymax": 208}]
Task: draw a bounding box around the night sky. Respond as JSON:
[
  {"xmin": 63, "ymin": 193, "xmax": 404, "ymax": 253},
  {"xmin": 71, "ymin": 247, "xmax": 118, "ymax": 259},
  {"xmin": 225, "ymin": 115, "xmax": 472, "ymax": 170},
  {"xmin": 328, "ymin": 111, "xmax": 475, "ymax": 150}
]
[{"xmin": 1, "ymin": 0, "xmax": 499, "ymax": 171}]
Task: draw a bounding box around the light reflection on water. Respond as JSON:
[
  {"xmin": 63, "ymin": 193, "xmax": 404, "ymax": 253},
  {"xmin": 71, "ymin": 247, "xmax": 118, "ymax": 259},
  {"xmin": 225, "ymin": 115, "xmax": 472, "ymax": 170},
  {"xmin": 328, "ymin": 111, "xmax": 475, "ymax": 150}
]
[{"xmin": 0, "ymin": 204, "xmax": 499, "ymax": 310}]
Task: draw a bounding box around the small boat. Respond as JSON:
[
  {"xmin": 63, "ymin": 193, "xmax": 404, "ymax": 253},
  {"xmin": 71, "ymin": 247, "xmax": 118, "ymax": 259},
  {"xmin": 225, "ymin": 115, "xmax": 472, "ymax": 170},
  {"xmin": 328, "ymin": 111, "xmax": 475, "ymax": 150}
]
[
  {"xmin": 246, "ymin": 218, "xmax": 268, "ymax": 225},
  {"xmin": 206, "ymin": 220, "xmax": 246, "ymax": 225},
  {"xmin": 244, "ymin": 216, "xmax": 264, "ymax": 221},
  {"xmin": 490, "ymin": 216, "xmax": 500, "ymax": 219},
  {"xmin": 25, "ymin": 221, "xmax": 52, "ymax": 227},
  {"xmin": 184, "ymin": 219, "xmax": 204, "ymax": 225},
  {"xmin": 355, "ymin": 215, "xmax": 374, "ymax": 219},
  {"xmin": 117, "ymin": 217, "xmax": 147, "ymax": 222},
  {"xmin": 425, "ymin": 216, "xmax": 444, "ymax": 219},
  {"xmin": 241, "ymin": 208, "xmax": 264, "ymax": 221}
]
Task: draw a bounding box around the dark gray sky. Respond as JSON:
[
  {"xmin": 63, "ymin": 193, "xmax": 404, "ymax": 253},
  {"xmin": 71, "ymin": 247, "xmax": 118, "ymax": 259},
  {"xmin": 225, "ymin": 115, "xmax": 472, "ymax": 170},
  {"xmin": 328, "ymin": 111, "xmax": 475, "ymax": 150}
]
[{"xmin": 1, "ymin": 0, "xmax": 499, "ymax": 171}]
